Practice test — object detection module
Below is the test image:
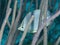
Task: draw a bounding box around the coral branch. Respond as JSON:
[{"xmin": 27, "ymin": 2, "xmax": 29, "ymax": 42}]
[
  {"xmin": 19, "ymin": 15, "xmax": 34, "ymax": 45},
  {"xmin": 31, "ymin": 10, "xmax": 60, "ymax": 45},
  {"xmin": 5, "ymin": 0, "xmax": 23, "ymax": 45},
  {"xmin": 0, "ymin": 8, "xmax": 12, "ymax": 43}
]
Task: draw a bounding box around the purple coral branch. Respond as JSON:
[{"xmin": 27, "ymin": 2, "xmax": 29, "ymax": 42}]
[{"xmin": 31, "ymin": 10, "xmax": 60, "ymax": 45}]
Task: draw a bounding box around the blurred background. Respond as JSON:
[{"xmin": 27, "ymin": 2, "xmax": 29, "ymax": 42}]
[{"xmin": 0, "ymin": 0, "xmax": 60, "ymax": 45}]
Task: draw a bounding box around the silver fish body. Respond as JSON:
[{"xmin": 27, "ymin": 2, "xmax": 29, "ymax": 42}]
[{"xmin": 18, "ymin": 9, "xmax": 51, "ymax": 33}]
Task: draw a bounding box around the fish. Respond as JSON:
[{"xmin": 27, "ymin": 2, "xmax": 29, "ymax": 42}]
[{"xmin": 18, "ymin": 9, "xmax": 52, "ymax": 33}]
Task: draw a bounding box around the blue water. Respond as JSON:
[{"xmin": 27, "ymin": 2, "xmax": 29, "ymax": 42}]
[{"xmin": 0, "ymin": 0, "xmax": 60, "ymax": 45}]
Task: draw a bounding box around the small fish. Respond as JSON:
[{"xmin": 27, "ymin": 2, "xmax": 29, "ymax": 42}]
[{"xmin": 18, "ymin": 9, "xmax": 52, "ymax": 33}]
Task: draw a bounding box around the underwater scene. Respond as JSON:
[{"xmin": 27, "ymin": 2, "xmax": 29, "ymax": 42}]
[{"xmin": 0, "ymin": 0, "xmax": 60, "ymax": 45}]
